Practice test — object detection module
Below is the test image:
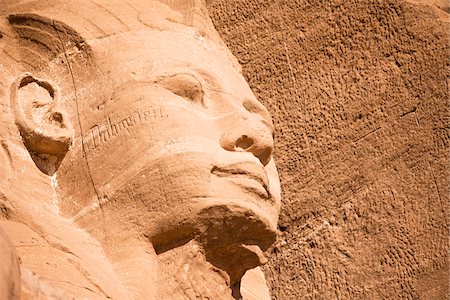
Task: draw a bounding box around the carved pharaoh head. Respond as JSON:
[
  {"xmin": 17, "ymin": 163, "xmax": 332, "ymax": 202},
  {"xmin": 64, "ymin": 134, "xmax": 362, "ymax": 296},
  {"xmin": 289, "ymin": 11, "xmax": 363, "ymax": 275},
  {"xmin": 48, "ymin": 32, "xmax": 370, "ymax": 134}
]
[{"xmin": 0, "ymin": 0, "xmax": 281, "ymax": 292}]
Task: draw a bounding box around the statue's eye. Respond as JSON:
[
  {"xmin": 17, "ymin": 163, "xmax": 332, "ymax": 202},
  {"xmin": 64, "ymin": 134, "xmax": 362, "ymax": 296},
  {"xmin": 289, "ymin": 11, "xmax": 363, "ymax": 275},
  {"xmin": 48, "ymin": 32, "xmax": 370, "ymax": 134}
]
[{"xmin": 158, "ymin": 74, "xmax": 204, "ymax": 105}]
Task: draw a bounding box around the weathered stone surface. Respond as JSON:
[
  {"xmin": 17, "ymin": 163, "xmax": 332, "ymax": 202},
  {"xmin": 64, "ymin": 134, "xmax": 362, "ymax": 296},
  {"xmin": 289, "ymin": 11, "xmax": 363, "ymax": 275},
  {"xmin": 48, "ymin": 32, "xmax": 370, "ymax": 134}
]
[
  {"xmin": 0, "ymin": 226, "xmax": 20, "ymax": 300},
  {"xmin": 1, "ymin": 0, "xmax": 448, "ymax": 299},
  {"xmin": 206, "ymin": 0, "xmax": 449, "ymax": 299},
  {"xmin": 0, "ymin": 0, "xmax": 280, "ymax": 298}
]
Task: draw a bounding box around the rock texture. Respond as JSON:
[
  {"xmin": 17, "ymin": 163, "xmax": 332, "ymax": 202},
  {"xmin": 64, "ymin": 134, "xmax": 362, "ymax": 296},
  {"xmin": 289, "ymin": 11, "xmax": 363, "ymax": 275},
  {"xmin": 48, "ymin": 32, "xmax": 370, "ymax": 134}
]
[
  {"xmin": 0, "ymin": 227, "xmax": 20, "ymax": 300},
  {"xmin": 206, "ymin": 0, "xmax": 449, "ymax": 299},
  {"xmin": 0, "ymin": 1, "xmax": 281, "ymax": 299},
  {"xmin": 1, "ymin": 0, "xmax": 448, "ymax": 299}
]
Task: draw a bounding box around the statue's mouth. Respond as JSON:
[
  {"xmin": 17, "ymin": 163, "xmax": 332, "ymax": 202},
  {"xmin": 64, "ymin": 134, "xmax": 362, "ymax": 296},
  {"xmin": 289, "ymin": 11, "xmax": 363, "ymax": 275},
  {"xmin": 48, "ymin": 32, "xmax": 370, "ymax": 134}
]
[
  {"xmin": 211, "ymin": 162, "xmax": 270, "ymax": 199},
  {"xmin": 145, "ymin": 159, "xmax": 279, "ymax": 283}
]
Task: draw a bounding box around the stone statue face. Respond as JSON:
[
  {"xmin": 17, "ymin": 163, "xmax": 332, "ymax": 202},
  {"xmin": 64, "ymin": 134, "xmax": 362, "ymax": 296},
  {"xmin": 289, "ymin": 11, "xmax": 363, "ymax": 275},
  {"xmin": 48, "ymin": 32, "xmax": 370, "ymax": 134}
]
[
  {"xmin": 66, "ymin": 29, "xmax": 281, "ymax": 247},
  {"xmin": 0, "ymin": 1, "xmax": 282, "ymax": 297},
  {"xmin": 1, "ymin": 0, "xmax": 280, "ymax": 255}
]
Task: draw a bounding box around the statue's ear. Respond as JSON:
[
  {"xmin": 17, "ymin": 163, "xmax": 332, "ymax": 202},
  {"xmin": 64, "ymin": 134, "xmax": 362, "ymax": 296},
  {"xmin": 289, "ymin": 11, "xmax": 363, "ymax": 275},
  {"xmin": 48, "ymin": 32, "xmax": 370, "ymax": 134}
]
[{"xmin": 10, "ymin": 73, "xmax": 73, "ymax": 160}]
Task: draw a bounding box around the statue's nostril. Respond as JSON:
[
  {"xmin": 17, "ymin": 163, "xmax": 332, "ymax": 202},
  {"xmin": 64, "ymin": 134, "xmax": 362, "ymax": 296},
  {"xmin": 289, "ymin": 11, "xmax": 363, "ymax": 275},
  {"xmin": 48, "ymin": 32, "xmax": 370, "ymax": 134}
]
[{"xmin": 235, "ymin": 135, "xmax": 253, "ymax": 151}]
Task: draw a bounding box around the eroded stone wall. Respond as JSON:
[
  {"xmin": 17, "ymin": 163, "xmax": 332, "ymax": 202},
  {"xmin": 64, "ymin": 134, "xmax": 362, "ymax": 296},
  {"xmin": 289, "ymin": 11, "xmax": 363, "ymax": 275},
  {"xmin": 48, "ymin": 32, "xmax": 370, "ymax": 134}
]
[{"xmin": 206, "ymin": 0, "xmax": 449, "ymax": 299}]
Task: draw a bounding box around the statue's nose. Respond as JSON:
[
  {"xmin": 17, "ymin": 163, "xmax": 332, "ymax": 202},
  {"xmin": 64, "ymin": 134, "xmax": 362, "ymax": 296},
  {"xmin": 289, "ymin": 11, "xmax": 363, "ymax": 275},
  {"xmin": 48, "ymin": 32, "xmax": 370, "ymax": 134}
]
[{"xmin": 219, "ymin": 99, "xmax": 274, "ymax": 166}]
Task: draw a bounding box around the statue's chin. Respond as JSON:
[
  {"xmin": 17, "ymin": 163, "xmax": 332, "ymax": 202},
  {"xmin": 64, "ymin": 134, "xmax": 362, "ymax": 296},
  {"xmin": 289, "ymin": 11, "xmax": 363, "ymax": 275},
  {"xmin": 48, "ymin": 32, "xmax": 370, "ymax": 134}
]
[{"xmin": 148, "ymin": 198, "xmax": 277, "ymax": 283}]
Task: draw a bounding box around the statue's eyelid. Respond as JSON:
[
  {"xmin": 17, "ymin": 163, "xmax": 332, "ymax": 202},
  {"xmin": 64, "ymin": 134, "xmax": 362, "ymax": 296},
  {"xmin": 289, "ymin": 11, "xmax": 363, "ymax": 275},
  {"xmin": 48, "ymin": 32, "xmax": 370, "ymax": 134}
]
[{"xmin": 158, "ymin": 74, "xmax": 205, "ymax": 106}]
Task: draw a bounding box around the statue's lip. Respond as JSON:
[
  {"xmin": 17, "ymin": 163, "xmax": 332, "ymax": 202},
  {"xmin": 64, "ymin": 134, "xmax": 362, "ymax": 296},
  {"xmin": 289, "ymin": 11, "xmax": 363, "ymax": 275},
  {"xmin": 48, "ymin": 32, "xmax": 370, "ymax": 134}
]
[{"xmin": 211, "ymin": 162, "xmax": 269, "ymax": 197}]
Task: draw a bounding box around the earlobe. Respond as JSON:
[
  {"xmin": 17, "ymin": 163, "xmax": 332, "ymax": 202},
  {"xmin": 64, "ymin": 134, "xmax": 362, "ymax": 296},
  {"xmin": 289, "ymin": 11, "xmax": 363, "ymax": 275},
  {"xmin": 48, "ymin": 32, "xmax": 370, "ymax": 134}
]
[{"xmin": 10, "ymin": 73, "xmax": 74, "ymax": 159}]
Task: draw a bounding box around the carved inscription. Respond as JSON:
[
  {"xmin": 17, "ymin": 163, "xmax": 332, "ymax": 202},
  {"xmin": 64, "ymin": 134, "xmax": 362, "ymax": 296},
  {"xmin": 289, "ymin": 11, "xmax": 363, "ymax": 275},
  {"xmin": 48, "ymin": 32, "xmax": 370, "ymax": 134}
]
[{"xmin": 83, "ymin": 107, "xmax": 167, "ymax": 153}]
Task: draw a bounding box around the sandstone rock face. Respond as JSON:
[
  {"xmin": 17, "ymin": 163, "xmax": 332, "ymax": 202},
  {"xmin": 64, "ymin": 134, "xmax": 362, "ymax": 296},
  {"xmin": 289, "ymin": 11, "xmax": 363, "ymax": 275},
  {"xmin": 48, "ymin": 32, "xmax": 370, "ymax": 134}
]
[
  {"xmin": 1, "ymin": 0, "xmax": 448, "ymax": 299},
  {"xmin": 0, "ymin": 1, "xmax": 281, "ymax": 299},
  {"xmin": 206, "ymin": 0, "xmax": 449, "ymax": 299},
  {"xmin": 0, "ymin": 227, "xmax": 20, "ymax": 300}
]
